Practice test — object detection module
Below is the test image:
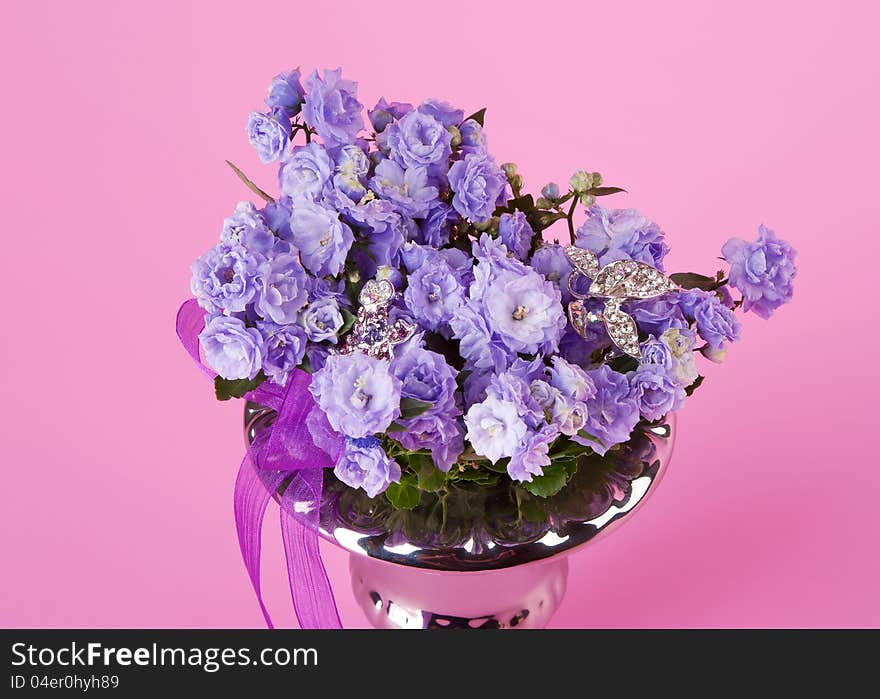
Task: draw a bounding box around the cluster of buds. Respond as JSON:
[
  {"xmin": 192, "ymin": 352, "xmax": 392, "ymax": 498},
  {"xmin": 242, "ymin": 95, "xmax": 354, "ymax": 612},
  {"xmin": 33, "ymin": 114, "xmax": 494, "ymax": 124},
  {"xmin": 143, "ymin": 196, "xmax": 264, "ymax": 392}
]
[
  {"xmin": 500, "ymin": 162, "xmax": 524, "ymax": 194},
  {"xmin": 570, "ymin": 169, "xmax": 603, "ymax": 207}
]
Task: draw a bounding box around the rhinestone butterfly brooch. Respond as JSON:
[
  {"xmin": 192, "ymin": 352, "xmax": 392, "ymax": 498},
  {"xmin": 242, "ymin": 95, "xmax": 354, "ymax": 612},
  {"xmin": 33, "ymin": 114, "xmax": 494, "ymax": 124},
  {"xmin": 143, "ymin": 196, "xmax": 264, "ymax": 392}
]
[
  {"xmin": 338, "ymin": 278, "xmax": 416, "ymax": 361},
  {"xmin": 564, "ymin": 246, "xmax": 680, "ymax": 359}
]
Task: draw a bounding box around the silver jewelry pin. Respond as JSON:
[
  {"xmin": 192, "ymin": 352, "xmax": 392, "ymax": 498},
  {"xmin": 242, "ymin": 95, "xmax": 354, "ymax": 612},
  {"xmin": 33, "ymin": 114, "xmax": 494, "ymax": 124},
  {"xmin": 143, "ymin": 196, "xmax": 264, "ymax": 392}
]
[
  {"xmin": 338, "ymin": 278, "xmax": 415, "ymax": 360},
  {"xmin": 564, "ymin": 246, "xmax": 680, "ymax": 359}
]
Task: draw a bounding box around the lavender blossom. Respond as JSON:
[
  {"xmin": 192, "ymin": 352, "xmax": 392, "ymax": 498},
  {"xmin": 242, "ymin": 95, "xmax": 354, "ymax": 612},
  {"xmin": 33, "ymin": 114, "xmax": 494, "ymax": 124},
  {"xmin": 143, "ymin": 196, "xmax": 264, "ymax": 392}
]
[
  {"xmin": 335, "ymin": 436, "xmax": 401, "ymax": 498},
  {"xmin": 464, "ymin": 396, "xmax": 528, "ymax": 463},
  {"xmin": 288, "ymin": 200, "xmax": 354, "ymax": 277},
  {"xmin": 576, "ymin": 206, "xmax": 670, "ymax": 270},
  {"xmin": 246, "ymin": 110, "xmax": 289, "ymax": 163},
  {"xmin": 722, "ymin": 225, "xmax": 796, "ymax": 319},
  {"xmin": 258, "ymin": 321, "xmax": 307, "ymax": 385},
  {"xmin": 254, "ymin": 252, "xmax": 309, "ymax": 324},
  {"xmin": 191, "ymin": 242, "xmax": 262, "ymax": 314},
  {"xmin": 447, "ymin": 151, "xmax": 508, "ymax": 222},
  {"xmin": 266, "ymin": 69, "xmax": 305, "ymax": 118},
  {"xmin": 310, "ymin": 353, "xmax": 402, "ymax": 438},
  {"xmin": 508, "ymin": 424, "xmax": 559, "ymax": 482},
  {"xmin": 302, "ymin": 68, "xmax": 364, "ymax": 148},
  {"xmin": 279, "ymin": 142, "xmax": 333, "ymax": 201},
  {"xmin": 385, "ymin": 108, "xmax": 452, "ymax": 172},
  {"xmin": 498, "ymin": 211, "xmax": 534, "ymax": 261},
  {"xmin": 580, "ymin": 365, "xmax": 640, "ymax": 455},
  {"xmin": 199, "ymin": 315, "xmax": 263, "ymax": 380},
  {"xmin": 369, "ymin": 160, "xmax": 439, "ymax": 218},
  {"xmin": 300, "ymin": 297, "xmax": 344, "ymax": 343},
  {"xmin": 484, "ymin": 269, "xmax": 565, "ymax": 354}
]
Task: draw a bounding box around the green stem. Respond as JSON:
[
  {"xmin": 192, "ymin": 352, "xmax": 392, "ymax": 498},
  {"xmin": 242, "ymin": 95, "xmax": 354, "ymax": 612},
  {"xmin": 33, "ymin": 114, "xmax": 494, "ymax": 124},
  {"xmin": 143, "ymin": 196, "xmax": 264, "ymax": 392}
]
[{"xmin": 565, "ymin": 196, "xmax": 578, "ymax": 245}]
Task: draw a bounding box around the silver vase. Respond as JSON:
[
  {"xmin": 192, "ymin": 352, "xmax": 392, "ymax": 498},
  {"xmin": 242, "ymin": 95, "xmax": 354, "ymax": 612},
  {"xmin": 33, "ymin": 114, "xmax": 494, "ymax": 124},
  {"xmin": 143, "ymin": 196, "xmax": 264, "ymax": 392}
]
[{"xmin": 245, "ymin": 403, "xmax": 675, "ymax": 629}]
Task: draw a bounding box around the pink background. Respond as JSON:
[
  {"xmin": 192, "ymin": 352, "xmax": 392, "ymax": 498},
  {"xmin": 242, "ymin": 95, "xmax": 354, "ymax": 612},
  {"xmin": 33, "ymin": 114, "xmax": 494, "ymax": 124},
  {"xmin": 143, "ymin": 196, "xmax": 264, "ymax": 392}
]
[{"xmin": 2, "ymin": 1, "xmax": 878, "ymax": 628}]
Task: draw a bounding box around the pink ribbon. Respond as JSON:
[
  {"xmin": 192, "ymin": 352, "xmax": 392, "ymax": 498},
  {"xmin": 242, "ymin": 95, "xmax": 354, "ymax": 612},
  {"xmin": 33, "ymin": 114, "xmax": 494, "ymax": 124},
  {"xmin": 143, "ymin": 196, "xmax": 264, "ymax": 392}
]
[{"xmin": 176, "ymin": 299, "xmax": 343, "ymax": 629}]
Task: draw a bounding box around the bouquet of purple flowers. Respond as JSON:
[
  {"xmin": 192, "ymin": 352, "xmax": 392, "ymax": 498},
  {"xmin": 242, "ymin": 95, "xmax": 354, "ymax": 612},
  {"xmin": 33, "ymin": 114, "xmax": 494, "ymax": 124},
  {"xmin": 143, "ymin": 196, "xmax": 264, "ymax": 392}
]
[{"xmin": 187, "ymin": 66, "xmax": 796, "ymax": 509}]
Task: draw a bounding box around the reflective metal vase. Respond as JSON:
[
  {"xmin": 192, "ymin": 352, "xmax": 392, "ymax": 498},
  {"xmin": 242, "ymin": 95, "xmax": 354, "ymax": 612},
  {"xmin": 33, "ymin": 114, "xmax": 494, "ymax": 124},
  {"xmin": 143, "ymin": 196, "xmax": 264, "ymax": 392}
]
[{"xmin": 245, "ymin": 403, "xmax": 675, "ymax": 629}]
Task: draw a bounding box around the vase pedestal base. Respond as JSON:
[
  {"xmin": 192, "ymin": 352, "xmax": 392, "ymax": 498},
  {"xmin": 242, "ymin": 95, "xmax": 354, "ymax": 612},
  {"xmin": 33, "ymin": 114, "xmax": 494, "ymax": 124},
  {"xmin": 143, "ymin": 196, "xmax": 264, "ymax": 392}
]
[{"xmin": 349, "ymin": 554, "xmax": 569, "ymax": 629}]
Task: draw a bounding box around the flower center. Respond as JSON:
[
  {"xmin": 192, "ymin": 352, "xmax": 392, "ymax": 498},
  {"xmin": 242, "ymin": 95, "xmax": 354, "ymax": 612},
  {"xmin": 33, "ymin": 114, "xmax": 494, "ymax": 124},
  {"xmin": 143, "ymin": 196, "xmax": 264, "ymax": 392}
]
[
  {"xmin": 350, "ymin": 376, "xmax": 370, "ymax": 409},
  {"xmin": 220, "ymin": 267, "xmax": 235, "ymax": 284},
  {"xmin": 512, "ymin": 305, "xmax": 529, "ymax": 321}
]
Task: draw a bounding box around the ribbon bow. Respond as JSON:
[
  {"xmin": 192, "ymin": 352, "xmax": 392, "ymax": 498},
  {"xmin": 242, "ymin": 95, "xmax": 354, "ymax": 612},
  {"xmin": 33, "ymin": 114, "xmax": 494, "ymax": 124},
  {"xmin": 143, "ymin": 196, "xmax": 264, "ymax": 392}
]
[{"xmin": 176, "ymin": 299, "xmax": 344, "ymax": 629}]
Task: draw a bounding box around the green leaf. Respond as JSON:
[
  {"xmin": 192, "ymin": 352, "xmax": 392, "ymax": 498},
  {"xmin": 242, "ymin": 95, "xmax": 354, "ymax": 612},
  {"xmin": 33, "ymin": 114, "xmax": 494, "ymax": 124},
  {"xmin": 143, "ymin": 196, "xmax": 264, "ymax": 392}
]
[
  {"xmin": 528, "ymin": 211, "xmax": 568, "ymax": 232},
  {"xmin": 399, "ymin": 398, "xmax": 432, "ymax": 420},
  {"xmin": 339, "ymin": 307, "xmax": 356, "ymax": 338},
  {"xmin": 516, "ymin": 490, "xmax": 547, "ymax": 522},
  {"xmin": 385, "ymin": 477, "xmax": 421, "ymax": 510},
  {"xmin": 214, "ymin": 372, "xmax": 267, "ymax": 401},
  {"xmin": 484, "ymin": 457, "xmax": 510, "ymax": 473},
  {"xmin": 685, "ymin": 375, "xmax": 705, "ymax": 396},
  {"xmin": 588, "ymin": 186, "xmax": 626, "ymax": 197},
  {"xmin": 297, "ymin": 355, "xmax": 313, "ymax": 375},
  {"xmin": 411, "ymin": 454, "xmax": 446, "ymax": 492},
  {"xmin": 464, "ymin": 107, "xmax": 486, "ymax": 126},
  {"xmin": 507, "ymin": 194, "xmax": 535, "ymax": 213},
  {"xmin": 670, "ymin": 272, "xmax": 717, "ymax": 291},
  {"xmin": 225, "ymin": 160, "xmax": 274, "ymax": 203},
  {"xmin": 452, "ymin": 469, "xmax": 499, "ymax": 486},
  {"xmin": 385, "ymin": 421, "xmax": 406, "ymax": 433},
  {"xmin": 608, "ymin": 354, "xmax": 639, "ymax": 374},
  {"xmin": 523, "ymin": 461, "xmax": 575, "ymax": 498}
]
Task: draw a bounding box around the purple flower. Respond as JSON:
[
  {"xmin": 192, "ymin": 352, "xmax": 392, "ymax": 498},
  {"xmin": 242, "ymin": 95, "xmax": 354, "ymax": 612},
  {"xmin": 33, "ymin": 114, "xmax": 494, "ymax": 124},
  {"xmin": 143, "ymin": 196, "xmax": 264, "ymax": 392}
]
[
  {"xmin": 392, "ymin": 414, "xmax": 464, "ymax": 472},
  {"xmin": 288, "ymin": 200, "xmax": 354, "ymax": 276},
  {"xmin": 722, "ymin": 225, "xmax": 796, "ymax": 319},
  {"xmin": 246, "ymin": 111, "xmax": 289, "ymax": 163},
  {"xmin": 678, "ymin": 289, "xmax": 741, "ymax": 349},
  {"xmin": 487, "ymin": 371, "xmax": 544, "ymax": 428},
  {"xmin": 418, "ymin": 203, "xmax": 459, "ymax": 247},
  {"xmin": 508, "ymin": 424, "xmax": 559, "ymax": 482},
  {"xmin": 385, "ymin": 108, "xmax": 452, "ymax": 172},
  {"xmin": 279, "ymin": 143, "xmax": 332, "ymax": 201},
  {"xmin": 391, "ymin": 347, "xmax": 458, "ymax": 419},
  {"xmin": 368, "ymin": 97, "xmax": 413, "ymax": 133},
  {"xmin": 484, "ymin": 269, "xmax": 565, "ymax": 354},
  {"xmin": 266, "ymin": 69, "xmax": 305, "ymax": 118},
  {"xmin": 335, "ymin": 436, "xmax": 401, "ymax": 498},
  {"xmin": 310, "ymin": 353, "xmax": 402, "ymax": 438},
  {"xmin": 199, "ymin": 315, "xmax": 263, "ymax": 380},
  {"xmin": 262, "ymin": 200, "xmax": 292, "ymax": 240},
  {"xmin": 326, "ymin": 189, "xmax": 405, "ymax": 269},
  {"xmin": 403, "ymin": 257, "xmax": 464, "ymax": 331},
  {"xmin": 302, "ymin": 68, "xmax": 364, "ymax": 148},
  {"xmin": 628, "ymin": 297, "xmax": 687, "ymax": 337},
  {"xmin": 464, "ymin": 396, "xmax": 528, "ymax": 463},
  {"xmin": 471, "ymin": 234, "xmax": 529, "ymax": 294},
  {"xmin": 529, "ymin": 379, "xmax": 562, "ymax": 409},
  {"xmin": 449, "ymin": 299, "xmax": 511, "ymax": 373},
  {"xmin": 448, "ymin": 151, "xmax": 507, "ymax": 222},
  {"xmin": 369, "ymin": 160, "xmax": 439, "ymax": 218},
  {"xmin": 191, "ymin": 242, "xmax": 262, "ymax": 314},
  {"xmin": 548, "ymin": 356, "xmax": 596, "ymax": 402},
  {"xmin": 221, "ymin": 201, "xmax": 275, "ymax": 254},
  {"xmin": 332, "ymin": 144, "xmax": 370, "ymax": 201},
  {"xmin": 254, "ymin": 252, "xmax": 309, "ymax": 324},
  {"xmin": 498, "ymin": 210, "xmax": 534, "ymax": 261},
  {"xmin": 300, "ymin": 297, "xmax": 344, "ymax": 343},
  {"xmin": 258, "ymin": 321, "xmax": 306, "ymax": 385},
  {"xmin": 576, "ymin": 206, "xmax": 670, "ymax": 270},
  {"xmin": 580, "ymin": 365, "xmax": 640, "ymax": 455},
  {"xmin": 417, "ymin": 99, "xmax": 464, "ymax": 127},
  {"xmin": 549, "ymin": 395, "xmax": 588, "ymax": 436},
  {"xmin": 531, "ymin": 244, "xmax": 574, "ymax": 302},
  {"xmin": 659, "ymin": 328, "xmax": 699, "ymax": 386},
  {"xmin": 459, "ymin": 118, "xmax": 486, "ymax": 152},
  {"xmin": 629, "ymin": 366, "xmax": 686, "ymax": 421}
]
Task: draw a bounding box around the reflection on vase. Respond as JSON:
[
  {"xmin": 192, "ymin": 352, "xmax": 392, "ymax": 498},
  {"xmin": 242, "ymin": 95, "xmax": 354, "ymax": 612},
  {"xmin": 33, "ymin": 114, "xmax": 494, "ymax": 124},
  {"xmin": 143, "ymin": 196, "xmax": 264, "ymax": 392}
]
[{"xmin": 245, "ymin": 402, "xmax": 675, "ymax": 628}]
